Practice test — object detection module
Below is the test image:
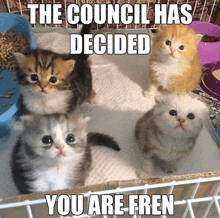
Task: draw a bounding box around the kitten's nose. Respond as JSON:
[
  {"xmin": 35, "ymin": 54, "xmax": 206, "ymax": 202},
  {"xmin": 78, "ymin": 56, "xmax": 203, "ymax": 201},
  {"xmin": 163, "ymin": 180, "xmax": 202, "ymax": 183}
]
[
  {"xmin": 169, "ymin": 49, "xmax": 174, "ymax": 56},
  {"xmin": 178, "ymin": 118, "xmax": 185, "ymax": 124},
  {"xmin": 56, "ymin": 144, "xmax": 64, "ymax": 156},
  {"xmin": 56, "ymin": 144, "xmax": 64, "ymax": 149},
  {"xmin": 40, "ymin": 85, "xmax": 46, "ymax": 91}
]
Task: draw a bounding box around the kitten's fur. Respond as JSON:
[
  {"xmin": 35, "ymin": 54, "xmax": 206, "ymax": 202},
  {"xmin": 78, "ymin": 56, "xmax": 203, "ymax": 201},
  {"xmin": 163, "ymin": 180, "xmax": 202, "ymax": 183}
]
[
  {"xmin": 135, "ymin": 94, "xmax": 209, "ymax": 173},
  {"xmin": 15, "ymin": 25, "xmax": 95, "ymax": 116},
  {"xmin": 144, "ymin": 24, "xmax": 202, "ymax": 98},
  {"xmin": 11, "ymin": 113, "xmax": 120, "ymax": 194}
]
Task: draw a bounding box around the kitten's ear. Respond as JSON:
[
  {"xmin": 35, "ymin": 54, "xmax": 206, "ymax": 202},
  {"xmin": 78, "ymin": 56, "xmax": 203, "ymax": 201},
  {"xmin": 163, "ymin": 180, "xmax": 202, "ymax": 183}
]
[
  {"xmin": 204, "ymin": 115, "xmax": 220, "ymax": 148},
  {"xmin": 78, "ymin": 115, "xmax": 90, "ymax": 127},
  {"xmin": 81, "ymin": 115, "xmax": 90, "ymax": 123},
  {"xmin": 196, "ymin": 34, "xmax": 203, "ymax": 43},
  {"xmin": 19, "ymin": 115, "xmax": 34, "ymax": 121},
  {"xmin": 13, "ymin": 120, "xmax": 24, "ymax": 133},
  {"xmin": 203, "ymin": 101, "xmax": 210, "ymax": 111},
  {"xmin": 193, "ymin": 94, "xmax": 210, "ymax": 111},
  {"xmin": 77, "ymin": 114, "xmax": 90, "ymax": 128},
  {"xmin": 13, "ymin": 115, "xmax": 34, "ymax": 133},
  {"xmin": 157, "ymin": 25, "xmax": 167, "ymax": 32},
  {"xmin": 63, "ymin": 59, "xmax": 76, "ymax": 72},
  {"xmin": 14, "ymin": 52, "xmax": 26, "ymax": 68},
  {"xmin": 154, "ymin": 95, "xmax": 164, "ymax": 104},
  {"xmin": 65, "ymin": 113, "xmax": 90, "ymax": 126},
  {"xmin": 202, "ymin": 102, "xmax": 210, "ymax": 116},
  {"xmin": 56, "ymin": 59, "xmax": 76, "ymax": 75}
]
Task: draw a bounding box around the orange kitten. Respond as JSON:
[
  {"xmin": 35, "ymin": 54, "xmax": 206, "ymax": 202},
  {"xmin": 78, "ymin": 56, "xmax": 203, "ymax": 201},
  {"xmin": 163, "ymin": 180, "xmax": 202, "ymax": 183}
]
[{"xmin": 144, "ymin": 24, "xmax": 202, "ymax": 98}]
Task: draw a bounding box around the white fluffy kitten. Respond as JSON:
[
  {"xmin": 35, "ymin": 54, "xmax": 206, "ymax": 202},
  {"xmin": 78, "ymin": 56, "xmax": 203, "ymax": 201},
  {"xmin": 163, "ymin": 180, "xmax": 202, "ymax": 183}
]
[{"xmin": 135, "ymin": 93, "xmax": 209, "ymax": 173}]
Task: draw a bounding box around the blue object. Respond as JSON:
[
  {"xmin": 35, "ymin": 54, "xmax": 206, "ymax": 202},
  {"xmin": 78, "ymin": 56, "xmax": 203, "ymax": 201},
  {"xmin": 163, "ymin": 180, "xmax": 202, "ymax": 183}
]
[
  {"xmin": 216, "ymin": 126, "xmax": 220, "ymax": 139},
  {"xmin": 0, "ymin": 12, "xmax": 36, "ymax": 140}
]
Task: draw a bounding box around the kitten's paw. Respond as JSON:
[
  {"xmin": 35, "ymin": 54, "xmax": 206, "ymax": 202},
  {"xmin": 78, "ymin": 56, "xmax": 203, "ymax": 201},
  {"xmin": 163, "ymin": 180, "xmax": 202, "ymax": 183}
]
[
  {"xmin": 137, "ymin": 157, "xmax": 155, "ymax": 178},
  {"xmin": 143, "ymin": 90, "xmax": 155, "ymax": 99},
  {"xmin": 161, "ymin": 164, "xmax": 177, "ymax": 173},
  {"xmin": 136, "ymin": 170, "xmax": 151, "ymax": 179},
  {"xmin": 90, "ymin": 95, "xmax": 98, "ymax": 104},
  {"xmin": 90, "ymin": 90, "xmax": 98, "ymax": 104}
]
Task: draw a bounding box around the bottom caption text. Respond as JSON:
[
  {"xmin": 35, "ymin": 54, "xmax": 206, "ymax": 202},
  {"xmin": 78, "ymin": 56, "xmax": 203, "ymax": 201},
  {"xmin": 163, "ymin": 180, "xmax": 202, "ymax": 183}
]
[{"xmin": 45, "ymin": 194, "xmax": 175, "ymax": 216}]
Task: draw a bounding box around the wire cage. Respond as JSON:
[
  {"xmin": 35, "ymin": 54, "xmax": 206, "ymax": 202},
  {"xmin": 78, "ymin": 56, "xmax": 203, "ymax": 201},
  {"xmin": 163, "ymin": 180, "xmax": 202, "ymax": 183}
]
[
  {"xmin": 0, "ymin": 0, "xmax": 219, "ymax": 29},
  {"xmin": 0, "ymin": 1, "xmax": 220, "ymax": 218},
  {"xmin": 1, "ymin": 173, "xmax": 220, "ymax": 217}
]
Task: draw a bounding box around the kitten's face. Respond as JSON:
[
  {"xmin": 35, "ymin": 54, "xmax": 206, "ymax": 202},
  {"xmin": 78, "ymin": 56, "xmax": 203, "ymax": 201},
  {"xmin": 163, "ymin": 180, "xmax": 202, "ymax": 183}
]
[
  {"xmin": 152, "ymin": 24, "xmax": 201, "ymax": 62},
  {"xmin": 19, "ymin": 114, "xmax": 89, "ymax": 161},
  {"xmin": 153, "ymin": 94, "xmax": 209, "ymax": 138},
  {"xmin": 15, "ymin": 50, "xmax": 75, "ymax": 94}
]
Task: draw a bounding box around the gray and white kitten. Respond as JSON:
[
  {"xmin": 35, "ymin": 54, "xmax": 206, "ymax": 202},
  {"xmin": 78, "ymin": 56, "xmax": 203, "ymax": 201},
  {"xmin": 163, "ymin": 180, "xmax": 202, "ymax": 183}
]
[
  {"xmin": 11, "ymin": 113, "xmax": 120, "ymax": 194},
  {"xmin": 135, "ymin": 93, "xmax": 209, "ymax": 173}
]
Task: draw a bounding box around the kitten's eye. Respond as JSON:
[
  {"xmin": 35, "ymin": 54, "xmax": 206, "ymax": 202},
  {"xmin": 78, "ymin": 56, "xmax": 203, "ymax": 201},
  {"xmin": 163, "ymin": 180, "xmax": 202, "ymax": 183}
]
[
  {"xmin": 187, "ymin": 113, "xmax": 195, "ymax": 120},
  {"xmin": 165, "ymin": 40, "xmax": 171, "ymax": 45},
  {"xmin": 179, "ymin": 45, "xmax": 184, "ymax": 50},
  {"xmin": 169, "ymin": 110, "xmax": 177, "ymax": 116},
  {"xmin": 30, "ymin": 74, "xmax": 38, "ymax": 82},
  {"xmin": 42, "ymin": 135, "xmax": 53, "ymax": 145},
  {"xmin": 49, "ymin": 76, "xmax": 57, "ymax": 84},
  {"xmin": 66, "ymin": 134, "xmax": 75, "ymax": 145}
]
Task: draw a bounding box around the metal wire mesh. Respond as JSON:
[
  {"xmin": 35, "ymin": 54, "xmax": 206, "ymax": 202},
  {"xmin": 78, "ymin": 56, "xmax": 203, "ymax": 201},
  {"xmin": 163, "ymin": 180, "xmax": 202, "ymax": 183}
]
[
  {"xmin": 1, "ymin": 0, "xmax": 219, "ymax": 28},
  {"xmin": 0, "ymin": 176, "xmax": 220, "ymax": 217}
]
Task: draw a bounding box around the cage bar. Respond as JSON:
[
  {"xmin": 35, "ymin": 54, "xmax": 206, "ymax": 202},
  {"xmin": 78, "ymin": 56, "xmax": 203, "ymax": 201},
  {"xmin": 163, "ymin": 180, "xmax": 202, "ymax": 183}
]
[
  {"xmin": 1, "ymin": 177, "xmax": 220, "ymax": 217},
  {"xmin": 182, "ymin": 182, "xmax": 201, "ymax": 218},
  {"xmin": 202, "ymin": 182, "xmax": 220, "ymax": 218},
  {"xmin": 2, "ymin": 0, "xmax": 219, "ymax": 28},
  {"xmin": 25, "ymin": 202, "xmax": 34, "ymax": 218}
]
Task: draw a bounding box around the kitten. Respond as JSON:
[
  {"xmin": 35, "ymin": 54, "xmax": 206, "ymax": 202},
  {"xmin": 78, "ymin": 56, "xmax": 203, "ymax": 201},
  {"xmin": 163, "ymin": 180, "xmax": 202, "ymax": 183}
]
[
  {"xmin": 135, "ymin": 94, "xmax": 209, "ymax": 173},
  {"xmin": 144, "ymin": 24, "xmax": 202, "ymax": 99},
  {"xmin": 11, "ymin": 113, "xmax": 120, "ymax": 194},
  {"xmin": 14, "ymin": 25, "xmax": 96, "ymax": 116}
]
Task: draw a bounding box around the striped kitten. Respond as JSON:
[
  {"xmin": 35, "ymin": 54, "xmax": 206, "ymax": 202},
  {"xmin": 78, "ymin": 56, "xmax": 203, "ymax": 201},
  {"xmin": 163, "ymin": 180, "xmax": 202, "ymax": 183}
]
[
  {"xmin": 11, "ymin": 113, "xmax": 120, "ymax": 194},
  {"xmin": 15, "ymin": 25, "xmax": 95, "ymax": 116},
  {"xmin": 135, "ymin": 94, "xmax": 209, "ymax": 173}
]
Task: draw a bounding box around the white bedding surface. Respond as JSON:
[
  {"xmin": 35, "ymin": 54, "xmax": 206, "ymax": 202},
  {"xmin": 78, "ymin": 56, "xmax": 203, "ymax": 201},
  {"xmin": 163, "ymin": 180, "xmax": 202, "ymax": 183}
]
[{"xmin": 0, "ymin": 27, "xmax": 219, "ymax": 198}]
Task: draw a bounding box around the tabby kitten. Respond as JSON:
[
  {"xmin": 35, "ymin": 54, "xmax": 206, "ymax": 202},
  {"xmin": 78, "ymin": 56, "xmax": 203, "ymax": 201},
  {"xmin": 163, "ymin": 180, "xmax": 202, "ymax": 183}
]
[
  {"xmin": 135, "ymin": 94, "xmax": 208, "ymax": 173},
  {"xmin": 15, "ymin": 25, "xmax": 95, "ymax": 116},
  {"xmin": 144, "ymin": 24, "xmax": 202, "ymax": 99},
  {"xmin": 11, "ymin": 113, "xmax": 120, "ymax": 194}
]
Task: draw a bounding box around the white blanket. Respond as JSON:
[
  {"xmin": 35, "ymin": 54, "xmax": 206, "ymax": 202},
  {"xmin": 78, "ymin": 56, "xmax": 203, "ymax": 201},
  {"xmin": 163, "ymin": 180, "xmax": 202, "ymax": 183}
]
[{"xmin": 0, "ymin": 27, "xmax": 219, "ymax": 198}]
